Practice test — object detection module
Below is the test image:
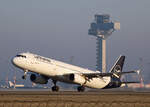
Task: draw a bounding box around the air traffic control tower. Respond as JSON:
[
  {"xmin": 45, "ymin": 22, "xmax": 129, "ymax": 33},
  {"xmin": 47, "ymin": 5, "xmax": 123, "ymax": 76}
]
[{"xmin": 88, "ymin": 14, "xmax": 120, "ymax": 72}]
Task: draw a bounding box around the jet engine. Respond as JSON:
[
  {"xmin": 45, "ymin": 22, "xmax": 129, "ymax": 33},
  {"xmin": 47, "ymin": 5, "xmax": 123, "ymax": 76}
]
[
  {"xmin": 30, "ymin": 74, "xmax": 48, "ymax": 84},
  {"xmin": 69, "ymin": 74, "xmax": 86, "ymax": 85}
]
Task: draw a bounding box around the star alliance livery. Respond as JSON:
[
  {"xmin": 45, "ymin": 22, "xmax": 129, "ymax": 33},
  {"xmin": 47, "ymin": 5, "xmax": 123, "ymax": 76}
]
[{"xmin": 12, "ymin": 52, "xmax": 139, "ymax": 92}]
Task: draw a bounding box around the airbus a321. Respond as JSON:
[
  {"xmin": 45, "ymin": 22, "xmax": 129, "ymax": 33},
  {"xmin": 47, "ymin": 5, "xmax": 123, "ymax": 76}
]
[{"xmin": 12, "ymin": 52, "xmax": 139, "ymax": 92}]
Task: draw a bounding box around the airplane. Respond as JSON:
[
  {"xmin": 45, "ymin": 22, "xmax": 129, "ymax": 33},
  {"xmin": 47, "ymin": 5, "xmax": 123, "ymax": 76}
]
[{"xmin": 11, "ymin": 52, "xmax": 139, "ymax": 92}]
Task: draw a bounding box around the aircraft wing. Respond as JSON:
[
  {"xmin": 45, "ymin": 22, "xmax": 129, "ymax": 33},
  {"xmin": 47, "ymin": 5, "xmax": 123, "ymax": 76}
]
[
  {"xmin": 82, "ymin": 72, "xmax": 112, "ymax": 79},
  {"xmin": 81, "ymin": 70, "xmax": 138, "ymax": 79}
]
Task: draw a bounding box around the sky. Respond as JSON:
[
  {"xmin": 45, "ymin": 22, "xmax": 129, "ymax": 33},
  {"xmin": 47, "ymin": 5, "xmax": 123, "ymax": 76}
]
[{"xmin": 0, "ymin": 0, "xmax": 150, "ymax": 85}]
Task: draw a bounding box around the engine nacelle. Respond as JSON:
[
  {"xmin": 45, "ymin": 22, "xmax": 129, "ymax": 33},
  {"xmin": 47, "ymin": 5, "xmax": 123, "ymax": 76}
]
[
  {"xmin": 30, "ymin": 74, "xmax": 48, "ymax": 84},
  {"xmin": 69, "ymin": 74, "xmax": 86, "ymax": 85}
]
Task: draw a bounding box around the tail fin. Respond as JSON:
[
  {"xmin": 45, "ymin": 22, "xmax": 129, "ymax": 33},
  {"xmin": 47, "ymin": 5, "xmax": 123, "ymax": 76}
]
[{"xmin": 109, "ymin": 55, "xmax": 125, "ymax": 78}]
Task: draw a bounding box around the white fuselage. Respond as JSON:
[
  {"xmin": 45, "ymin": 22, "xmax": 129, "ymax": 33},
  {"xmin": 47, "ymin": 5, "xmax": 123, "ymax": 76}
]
[{"xmin": 12, "ymin": 52, "xmax": 111, "ymax": 89}]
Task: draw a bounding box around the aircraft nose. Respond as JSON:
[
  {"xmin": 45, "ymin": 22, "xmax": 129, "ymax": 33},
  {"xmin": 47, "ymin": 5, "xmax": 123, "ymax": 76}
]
[{"xmin": 11, "ymin": 57, "xmax": 18, "ymax": 66}]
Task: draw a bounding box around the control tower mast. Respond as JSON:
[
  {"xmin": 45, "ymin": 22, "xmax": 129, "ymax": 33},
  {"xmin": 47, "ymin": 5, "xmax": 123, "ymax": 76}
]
[{"xmin": 88, "ymin": 14, "xmax": 120, "ymax": 72}]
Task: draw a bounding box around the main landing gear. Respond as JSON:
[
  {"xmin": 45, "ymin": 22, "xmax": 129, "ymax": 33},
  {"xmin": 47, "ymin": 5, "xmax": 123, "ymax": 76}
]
[
  {"xmin": 51, "ymin": 80, "xmax": 59, "ymax": 92},
  {"xmin": 22, "ymin": 70, "xmax": 28, "ymax": 80},
  {"xmin": 77, "ymin": 86, "xmax": 85, "ymax": 92}
]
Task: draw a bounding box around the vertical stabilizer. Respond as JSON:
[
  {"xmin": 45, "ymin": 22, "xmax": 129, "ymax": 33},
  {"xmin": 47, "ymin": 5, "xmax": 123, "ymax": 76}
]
[{"xmin": 109, "ymin": 55, "xmax": 125, "ymax": 78}]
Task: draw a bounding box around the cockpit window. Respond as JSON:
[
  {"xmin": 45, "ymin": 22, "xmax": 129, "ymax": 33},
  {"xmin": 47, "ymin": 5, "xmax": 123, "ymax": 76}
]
[{"xmin": 16, "ymin": 55, "xmax": 26, "ymax": 58}]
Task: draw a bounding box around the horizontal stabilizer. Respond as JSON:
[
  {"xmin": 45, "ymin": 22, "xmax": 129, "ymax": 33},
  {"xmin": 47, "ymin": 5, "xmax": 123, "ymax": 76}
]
[
  {"xmin": 121, "ymin": 81, "xmax": 140, "ymax": 84},
  {"xmin": 118, "ymin": 70, "xmax": 139, "ymax": 75}
]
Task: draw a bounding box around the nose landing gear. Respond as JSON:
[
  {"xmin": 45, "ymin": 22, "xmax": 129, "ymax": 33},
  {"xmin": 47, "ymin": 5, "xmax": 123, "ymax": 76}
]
[
  {"xmin": 22, "ymin": 70, "xmax": 28, "ymax": 80},
  {"xmin": 22, "ymin": 75, "xmax": 26, "ymax": 79},
  {"xmin": 52, "ymin": 86, "xmax": 59, "ymax": 92}
]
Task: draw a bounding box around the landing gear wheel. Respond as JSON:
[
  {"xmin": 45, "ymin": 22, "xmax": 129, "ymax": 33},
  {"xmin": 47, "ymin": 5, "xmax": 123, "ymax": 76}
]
[
  {"xmin": 22, "ymin": 75, "xmax": 26, "ymax": 79},
  {"xmin": 52, "ymin": 86, "xmax": 59, "ymax": 92},
  {"xmin": 77, "ymin": 86, "xmax": 85, "ymax": 92},
  {"xmin": 51, "ymin": 80, "xmax": 59, "ymax": 92}
]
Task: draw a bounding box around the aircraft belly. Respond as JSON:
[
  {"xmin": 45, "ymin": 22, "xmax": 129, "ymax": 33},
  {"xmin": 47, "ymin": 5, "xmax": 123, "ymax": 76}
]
[{"xmin": 84, "ymin": 77, "xmax": 111, "ymax": 89}]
